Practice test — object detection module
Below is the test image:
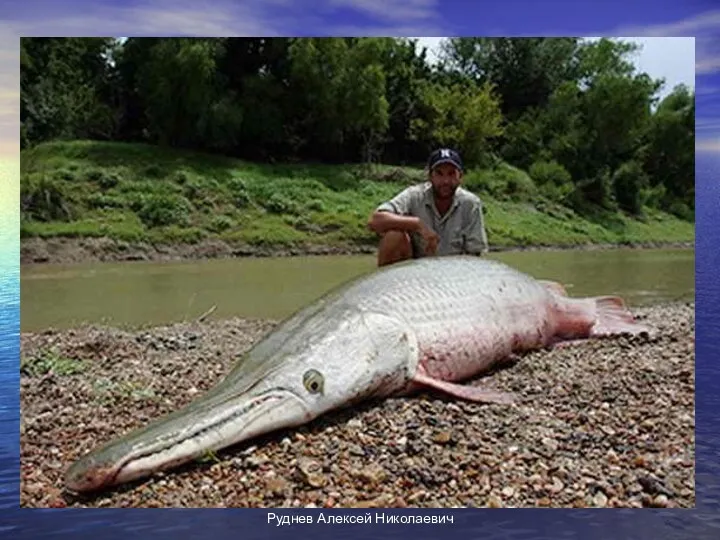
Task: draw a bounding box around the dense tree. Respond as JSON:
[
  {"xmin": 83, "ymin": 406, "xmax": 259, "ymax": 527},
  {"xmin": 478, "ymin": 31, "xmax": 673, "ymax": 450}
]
[{"xmin": 20, "ymin": 36, "xmax": 695, "ymax": 220}]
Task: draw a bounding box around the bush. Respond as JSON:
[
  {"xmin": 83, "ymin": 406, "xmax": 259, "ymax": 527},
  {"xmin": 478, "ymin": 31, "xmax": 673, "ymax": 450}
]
[
  {"xmin": 529, "ymin": 160, "xmax": 573, "ymax": 203},
  {"xmin": 612, "ymin": 160, "xmax": 648, "ymax": 216},
  {"xmin": 493, "ymin": 163, "xmax": 538, "ymax": 201},
  {"xmin": 137, "ymin": 194, "xmax": 192, "ymax": 227},
  {"xmin": 85, "ymin": 168, "xmax": 121, "ymax": 189},
  {"xmin": 226, "ymin": 177, "xmax": 251, "ymax": 208},
  {"xmin": 576, "ymin": 169, "xmax": 616, "ymax": 212},
  {"xmin": 208, "ymin": 215, "xmax": 234, "ymax": 233},
  {"xmin": 264, "ymin": 193, "xmax": 300, "ymax": 215},
  {"xmin": 529, "ymin": 160, "xmax": 572, "ymax": 187},
  {"xmin": 144, "ymin": 164, "xmax": 165, "ymax": 178},
  {"xmin": 21, "ymin": 173, "xmax": 76, "ymax": 222},
  {"xmin": 54, "ymin": 169, "xmax": 77, "ymax": 182},
  {"xmin": 86, "ymin": 194, "xmax": 125, "ymax": 209}
]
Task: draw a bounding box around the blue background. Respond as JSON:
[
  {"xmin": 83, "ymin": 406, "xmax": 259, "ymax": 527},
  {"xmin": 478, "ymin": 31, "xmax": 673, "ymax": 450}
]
[{"xmin": 1, "ymin": 0, "xmax": 715, "ymax": 537}]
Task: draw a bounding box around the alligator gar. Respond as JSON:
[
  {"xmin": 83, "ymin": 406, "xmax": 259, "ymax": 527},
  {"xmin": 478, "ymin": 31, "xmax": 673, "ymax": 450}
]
[{"xmin": 64, "ymin": 256, "xmax": 649, "ymax": 492}]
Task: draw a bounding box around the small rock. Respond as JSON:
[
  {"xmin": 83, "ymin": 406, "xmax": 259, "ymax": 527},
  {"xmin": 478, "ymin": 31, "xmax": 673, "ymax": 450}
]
[
  {"xmin": 549, "ymin": 477, "xmax": 564, "ymax": 494},
  {"xmin": 501, "ymin": 486, "xmax": 515, "ymax": 498},
  {"xmin": 308, "ymin": 473, "xmax": 326, "ymax": 488},
  {"xmin": 245, "ymin": 455, "xmax": 268, "ymax": 468},
  {"xmin": 638, "ymin": 475, "xmax": 673, "ymax": 497},
  {"xmin": 349, "ymin": 444, "xmax": 366, "ymax": 456},
  {"xmin": 529, "ymin": 474, "xmax": 543, "ymax": 485},
  {"xmin": 296, "ymin": 457, "xmax": 325, "ymax": 487},
  {"xmin": 487, "ymin": 495, "xmax": 503, "ymax": 508},
  {"xmin": 593, "ymin": 491, "xmax": 608, "ymax": 507},
  {"xmin": 541, "ymin": 437, "xmax": 558, "ymax": 453},
  {"xmin": 265, "ymin": 477, "xmax": 287, "ymax": 495},
  {"xmin": 353, "ymin": 464, "xmax": 387, "ymax": 485},
  {"xmin": 433, "ymin": 431, "xmax": 452, "ymax": 444}
]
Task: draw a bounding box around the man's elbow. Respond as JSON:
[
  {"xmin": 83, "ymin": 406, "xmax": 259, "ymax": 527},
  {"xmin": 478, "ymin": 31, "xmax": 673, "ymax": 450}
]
[
  {"xmin": 367, "ymin": 212, "xmax": 380, "ymax": 232},
  {"xmin": 367, "ymin": 211, "xmax": 386, "ymax": 233}
]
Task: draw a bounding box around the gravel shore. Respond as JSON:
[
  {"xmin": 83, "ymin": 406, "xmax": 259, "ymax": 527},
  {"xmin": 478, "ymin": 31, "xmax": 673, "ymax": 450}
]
[{"xmin": 20, "ymin": 302, "xmax": 695, "ymax": 509}]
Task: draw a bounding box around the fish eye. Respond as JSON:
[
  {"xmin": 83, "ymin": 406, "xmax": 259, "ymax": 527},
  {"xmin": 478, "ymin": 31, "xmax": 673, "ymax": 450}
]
[{"xmin": 303, "ymin": 369, "xmax": 324, "ymax": 394}]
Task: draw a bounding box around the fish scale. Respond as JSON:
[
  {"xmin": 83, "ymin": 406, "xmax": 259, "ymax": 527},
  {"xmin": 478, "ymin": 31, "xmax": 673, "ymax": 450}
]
[{"xmin": 345, "ymin": 258, "xmax": 555, "ymax": 380}]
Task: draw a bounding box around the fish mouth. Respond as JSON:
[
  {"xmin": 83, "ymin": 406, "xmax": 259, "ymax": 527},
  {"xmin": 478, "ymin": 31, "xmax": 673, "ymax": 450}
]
[{"xmin": 64, "ymin": 387, "xmax": 310, "ymax": 493}]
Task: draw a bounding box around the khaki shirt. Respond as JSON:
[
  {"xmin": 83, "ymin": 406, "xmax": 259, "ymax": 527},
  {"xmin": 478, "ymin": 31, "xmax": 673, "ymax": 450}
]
[{"xmin": 376, "ymin": 183, "xmax": 489, "ymax": 257}]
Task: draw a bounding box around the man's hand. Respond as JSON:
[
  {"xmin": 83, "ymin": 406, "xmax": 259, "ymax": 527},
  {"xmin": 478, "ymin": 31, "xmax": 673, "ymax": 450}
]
[
  {"xmin": 417, "ymin": 222, "xmax": 440, "ymax": 255},
  {"xmin": 367, "ymin": 211, "xmax": 439, "ymax": 255}
]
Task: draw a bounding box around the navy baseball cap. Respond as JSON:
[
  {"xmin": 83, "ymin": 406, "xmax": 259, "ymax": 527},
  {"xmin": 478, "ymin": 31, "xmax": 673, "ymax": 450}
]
[{"xmin": 427, "ymin": 148, "xmax": 463, "ymax": 171}]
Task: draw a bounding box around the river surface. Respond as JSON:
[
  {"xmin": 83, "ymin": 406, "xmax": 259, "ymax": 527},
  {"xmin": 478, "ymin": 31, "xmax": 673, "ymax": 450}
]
[{"xmin": 20, "ymin": 247, "xmax": 694, "ymax": 332}]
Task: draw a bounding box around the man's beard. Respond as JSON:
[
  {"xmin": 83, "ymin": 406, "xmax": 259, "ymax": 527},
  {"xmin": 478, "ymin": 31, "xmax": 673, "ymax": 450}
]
[{"xmin": 432, "ymin": 184, "xmax": 458, "ymax": 200}]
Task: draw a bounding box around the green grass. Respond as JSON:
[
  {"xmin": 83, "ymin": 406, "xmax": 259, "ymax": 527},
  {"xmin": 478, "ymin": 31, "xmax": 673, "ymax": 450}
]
[
  {"xmin": 20, "ymin": 140, "xmax": 694, "ymax": 251},
  {"xmin": 92, "ymin": 377, "xmax": 158, "ymax": 404},
  {"xmin": 20, "ymin": 350, "xmax": 87, "ymax": 377}
]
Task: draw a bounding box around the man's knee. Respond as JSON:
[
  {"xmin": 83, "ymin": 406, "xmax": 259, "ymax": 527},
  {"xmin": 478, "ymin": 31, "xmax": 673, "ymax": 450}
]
[{"xmin": 377, "ymin": 231, "xmax": 412, "ymax": 267}]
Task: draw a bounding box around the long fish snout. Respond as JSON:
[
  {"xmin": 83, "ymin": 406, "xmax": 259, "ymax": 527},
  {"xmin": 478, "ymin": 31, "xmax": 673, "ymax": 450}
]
[
  {"xmin": 65, "ymin": 453, "xmax": 122, "ymax": 493},
  {"xmin": 63, "ymin": 387, "xmax": 311, "ymax": 494}
]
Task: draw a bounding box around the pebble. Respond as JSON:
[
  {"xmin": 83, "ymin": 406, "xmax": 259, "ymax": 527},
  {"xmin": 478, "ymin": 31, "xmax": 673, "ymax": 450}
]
[
  {"xmin": 19, "ymin": 302, "xmax": 695, "ymax": 509},
  {"xmin": 487, "ymin": 495, "xmax": 503, "ymax": 508}
]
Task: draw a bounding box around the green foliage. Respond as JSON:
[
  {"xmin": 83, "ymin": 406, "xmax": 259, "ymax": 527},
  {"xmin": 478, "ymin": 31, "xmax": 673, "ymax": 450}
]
[
  {"xmin": 136, "ymin": 38, "xmax": 220, "ymax": 147},
  {"xmin": 20, "ymin": 141, "xmax": 693, "ymax": 250},
  {"xmin": 21, "ymin": 173, "xmax": 76, "ymax": 222},
  {"xmin": 529, "ymin": 160, "xmax": 573, "ymax": 203},
  {"xmin": 612, "ymin": 160, "xmax": 648, "ymax": 215},
  {"xmin": 137, "ymin": 194, "xmax": 192, "ymax": 228},
  {"xmin": 20, "ymin": 36, "xmax": 694, "ymax": 230},
  {"xmin": 410, "ymin": 80, "xmax": 504, "ymax": 165},
  {"xmin": 21, "ymin": 350, "xmax": 87, "ymax": 377},
  {"xmin": 529, "ymin": 160, "xmax": 571, "ymax": 186}
]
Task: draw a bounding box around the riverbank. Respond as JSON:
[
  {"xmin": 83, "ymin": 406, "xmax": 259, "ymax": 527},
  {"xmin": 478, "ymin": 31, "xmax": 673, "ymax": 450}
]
[
  {"xmin": 20, "ymin": 235, "xmax": 694, "ymax": 266},
  {"xmin": 20, "ymin": 301, "xmax": 694, "ymax": 508},
  {"xmin": 20, "ymin": 140, "xmax": 694, "ymax": 266}
]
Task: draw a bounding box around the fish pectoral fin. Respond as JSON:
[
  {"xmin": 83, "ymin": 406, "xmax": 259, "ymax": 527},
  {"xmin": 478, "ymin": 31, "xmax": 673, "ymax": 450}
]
[{"xmin": 411, "ymin": 372, "xmax": 515, "ymax": 405}]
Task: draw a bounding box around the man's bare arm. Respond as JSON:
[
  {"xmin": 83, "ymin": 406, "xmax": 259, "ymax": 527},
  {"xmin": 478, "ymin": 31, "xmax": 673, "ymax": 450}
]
[
  {"xmin": 367, "ymin": 211, "xmax": 423, "ymax": 235},
  {"xmin": 367, "ymin": 211, "xmax": 440, "ymax": 255}
]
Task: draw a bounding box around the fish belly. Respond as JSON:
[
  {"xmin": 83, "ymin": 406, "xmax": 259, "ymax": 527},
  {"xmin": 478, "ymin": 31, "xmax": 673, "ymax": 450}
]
[{"xmin": 351, "ymin": 257, "xmax": 560, "ymax": 384}]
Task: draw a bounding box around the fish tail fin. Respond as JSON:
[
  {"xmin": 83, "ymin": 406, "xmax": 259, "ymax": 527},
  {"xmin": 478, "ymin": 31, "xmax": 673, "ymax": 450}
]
[
  {"xmin": 552, "ymin": 295, "xmax": 650, "ymax": 340},
  {"xmin": 590, "ymin": 296, "xmax": 651, "ymax": 337}
]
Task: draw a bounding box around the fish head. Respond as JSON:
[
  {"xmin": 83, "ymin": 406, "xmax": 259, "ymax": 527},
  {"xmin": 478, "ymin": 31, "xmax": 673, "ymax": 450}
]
[
  {"xmin": 241, "ymin": 307, "xmax": 420, "ymax": 418},
  {"xmin": 64, "ymin": 307, "xmax": 418, "ymax": 493}
]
